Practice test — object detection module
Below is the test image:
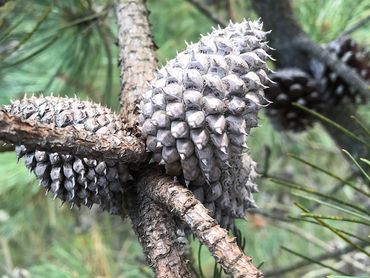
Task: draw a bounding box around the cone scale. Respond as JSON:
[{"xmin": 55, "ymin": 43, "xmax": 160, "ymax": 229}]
[
  {"xmin": 5, "ymin": 96, "xmax": 131, "ymax": 215},
  {"xmin": 139, "ymin": 20, "xmax": 272, "ymax": 228}
]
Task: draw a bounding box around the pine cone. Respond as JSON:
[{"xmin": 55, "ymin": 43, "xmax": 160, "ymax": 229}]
[
  {"xmin": 139, "ymin": 20, "xmax": 271, "ymax": 228},
  {"xmin": 311, "ymin": 37, "xmax": 370, "ymax": 105},
  {"xmin": 4, "ymin": 96, "xmax": 132, "ymax": 215},
  {"xmin": 264, "ymin": 68, "xmax": 322, "ymax": 132}
]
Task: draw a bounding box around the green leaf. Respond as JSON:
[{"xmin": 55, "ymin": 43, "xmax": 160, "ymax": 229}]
[
  {"xmin": 300, "ymin": 213, "xmax": 370, "ymax": 226},
  {"xmin": 292, "ymin": 103, "xmax": 370, "ymax": 147},
  {"xmin": 1, "ymin": 4, "xmax": 53, "ymax": 61},
  {"xmin": 288, "ymin": 153, "xmax": 370, "ymax": 197},
  {"xmin": 269, "ymin": 177, "xmax": 369, "ymax": 215},
  {"xmin": 342, "ymin": 149, "xmax": 370, "ymax": 182},
  {"xmin": 350, "ymin": 115, "xmax": 370, "ymax": 139},
  {"xmin": 295, "ymin": 203, "xmax": 370, "ymax": 257},
  {"xmin": 292, "ymin": 192, "xmax": 370, "ymax": 222},
  {"xmin": 281, "ymin": 246, "xmax": 349, "ymax": 275}
]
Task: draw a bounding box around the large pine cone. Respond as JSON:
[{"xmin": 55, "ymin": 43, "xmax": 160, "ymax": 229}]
[
  {"xmin": 139, "ymin": 20, "xmax": 271, "ymax": 228},
  {"xmin": 310, "ymin": 36, "xmax": 370, "ymax": 105},
  {"xmin": 4, "ymin": 96, "xmax": 133, "ymax": 215},
  {"xmin": 264, "ymin": 68, "xmax": 322, "ymax": 132}
]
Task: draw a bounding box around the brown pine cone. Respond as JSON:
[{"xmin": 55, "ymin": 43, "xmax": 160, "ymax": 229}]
[
  {"xmin": 264, "ymin": 68, "xmax": 323, "ymax": 132},
  {"xmin": 310, "ymin": 37, "xmax": 370, "ymax": 105}
]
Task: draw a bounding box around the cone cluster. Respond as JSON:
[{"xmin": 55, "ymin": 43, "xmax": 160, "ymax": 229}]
[
  {"xmin": 5, "ymin": 96, "xmax": 132, "ymax": 215},
  {"xmin": 265, "ymin": 37, "xmax": 369, "ymax": 132},
  {"xmin": 139, "ymin": 20, "xmax": 272, "ymax": 228}
]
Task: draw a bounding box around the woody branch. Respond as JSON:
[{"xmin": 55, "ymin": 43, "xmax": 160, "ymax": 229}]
[
  {"xmin": 0, "ymin": 110, "xmax": 147, "ymax": 163},
  {"xmin": 115, "ymin": 1, "xmax": 193, "ymax": 277},
  {"xmin": 116, "ymin": 0, "xmax": 263, "ymax": 277}
]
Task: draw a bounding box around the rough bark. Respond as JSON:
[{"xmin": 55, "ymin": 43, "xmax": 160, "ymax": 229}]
[
  {"xmin": 126, "ymin": 185, "xmax": 193, "ymax": 278},
  {"xmin": 252, "ymin": 0, "xmax": 370, "ymax": 159},
  {"xmin": 116, "ymin": 1, "xmax": 193, "ymax": 277},
  {"xmin": 138, "ymin": 168, "xmax": 264, "ymax": 278},
  {"xmin": 116, "ymin": 0, "xmax": 157, "ymax": 127},
  {"xmin": 0, "ymin": 110, "xmax": 147, "ymax": 163}
]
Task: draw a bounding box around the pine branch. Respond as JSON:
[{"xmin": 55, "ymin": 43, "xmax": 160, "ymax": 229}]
[
  {"xmin": 185, "ymin": 0, "xmax": 227, "ymax": 28},
  {"xmin": 138, "ymin": 168, "xmax": 263, "ymax": 278},
  {"xmin": 0, "ymin": 110, "xmax": 147, "ymax": 163},
  {"xmin": 116, "ymin": 1, "xmax": 264, "ymax": 276},
  {"xmin": 116, "ymin": 0, "xmax": 157, "ymax": 127},
  {"xmin": 252, "ymin": 0, "xmax": 370, "ymax": 160},
  {"xmin": 252, "ymin": 0, "xmax": 369, "ymax": 99},
  {"xmin": 295, "ymin": 37, "xmax": 370, "ymax": 99},
  {"xmin": 126, "ymin": 185, "xmax": 193, "ymax": 278},
  {"xmin": 116, "ymin": 1, "xmax": 193, "ymax": 277}
]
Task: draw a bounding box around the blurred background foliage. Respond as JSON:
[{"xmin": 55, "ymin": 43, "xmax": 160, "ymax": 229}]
[{"xmin": 0, "ymin": 0, "xmax": 369, "ymax": 277}]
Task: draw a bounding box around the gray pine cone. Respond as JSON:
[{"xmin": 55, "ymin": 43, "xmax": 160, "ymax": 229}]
[
  {"xmin": 139, "ymin": 20, "xmax": 271, "ymax": 228},
  {"xmin": 4, "ymin": 96, "xmax": 132, "ymax": 215}
]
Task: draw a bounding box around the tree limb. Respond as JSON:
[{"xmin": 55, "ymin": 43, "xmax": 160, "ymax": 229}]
[
  {"xmin": 116, "ymin": 1, "xmax": 193, "ymax": 277},
  {"xmin": 138, "ymin": 168, "xmax": 263, "ymax": 278},
  {"xmin": 185, "ymin": 0, "xmax": 227, "ymax": 28},
  {"xmin": 295, "ymin": 37, "xmax": 370, "ymax": 99},
  {"xmin": 116, "ymin": 0, "xmax": 157, "ymax": 127},
  {"xmin": 0, "ymin": 110, "xmax": 147, "ymax": 163},
  {"xmin": 126, "ymin": 185, "xmax": 193, "ymax": 278}
]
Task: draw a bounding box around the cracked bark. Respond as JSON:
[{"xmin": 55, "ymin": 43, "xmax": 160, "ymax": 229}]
[
  {"xmin": 0, "ymin": 111, "xmax": 147, "ymax": 163},
  {"xmin": 138, "ymin": 168, "xmax": 263, "ymax": 278},
  {"xmin": 116, "ymin": 1, "xmax": 193, "ymax": 277},
  {"xmin": 126, "ymin": 185, "xmax": 193, "ymax": 278},
  {"xmin": 251, "ymin": 0, "xmax": 370, "ymax": 159},
  {"xmin": 116, "ymin": 0, "xmax": 157, "ymax": 128}
]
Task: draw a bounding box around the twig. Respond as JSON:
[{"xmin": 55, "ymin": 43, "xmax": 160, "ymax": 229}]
[
  {"xmin": 295, "ymin": 36, "xmax": 370, "ymax": 99},
  {"xmin": 116, "ymin": 1, "xmax": 193, "ymax": 277},
  {"xmin": 264, "ymin": 241, "xmax": 370, "ymax": 277},
  {"xmin": 185, "ymin": 0, "xmax": 227, "ymax": 28},
  {"xmin": 338, "ymin": 14, "xmax": 370, "ymax": 38},
  {"xmin": 138, "ymin": 168, "xmax": 263, "ymax": 278},
  {"xmin": 0, "ymin": 111, "xmax": 147, "ymax": 163}
]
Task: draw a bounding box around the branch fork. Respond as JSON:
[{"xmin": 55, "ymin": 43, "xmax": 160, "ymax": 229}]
[{"xmin": 0, "ymin": 0, "xmax": 263, "ymax": 277}]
